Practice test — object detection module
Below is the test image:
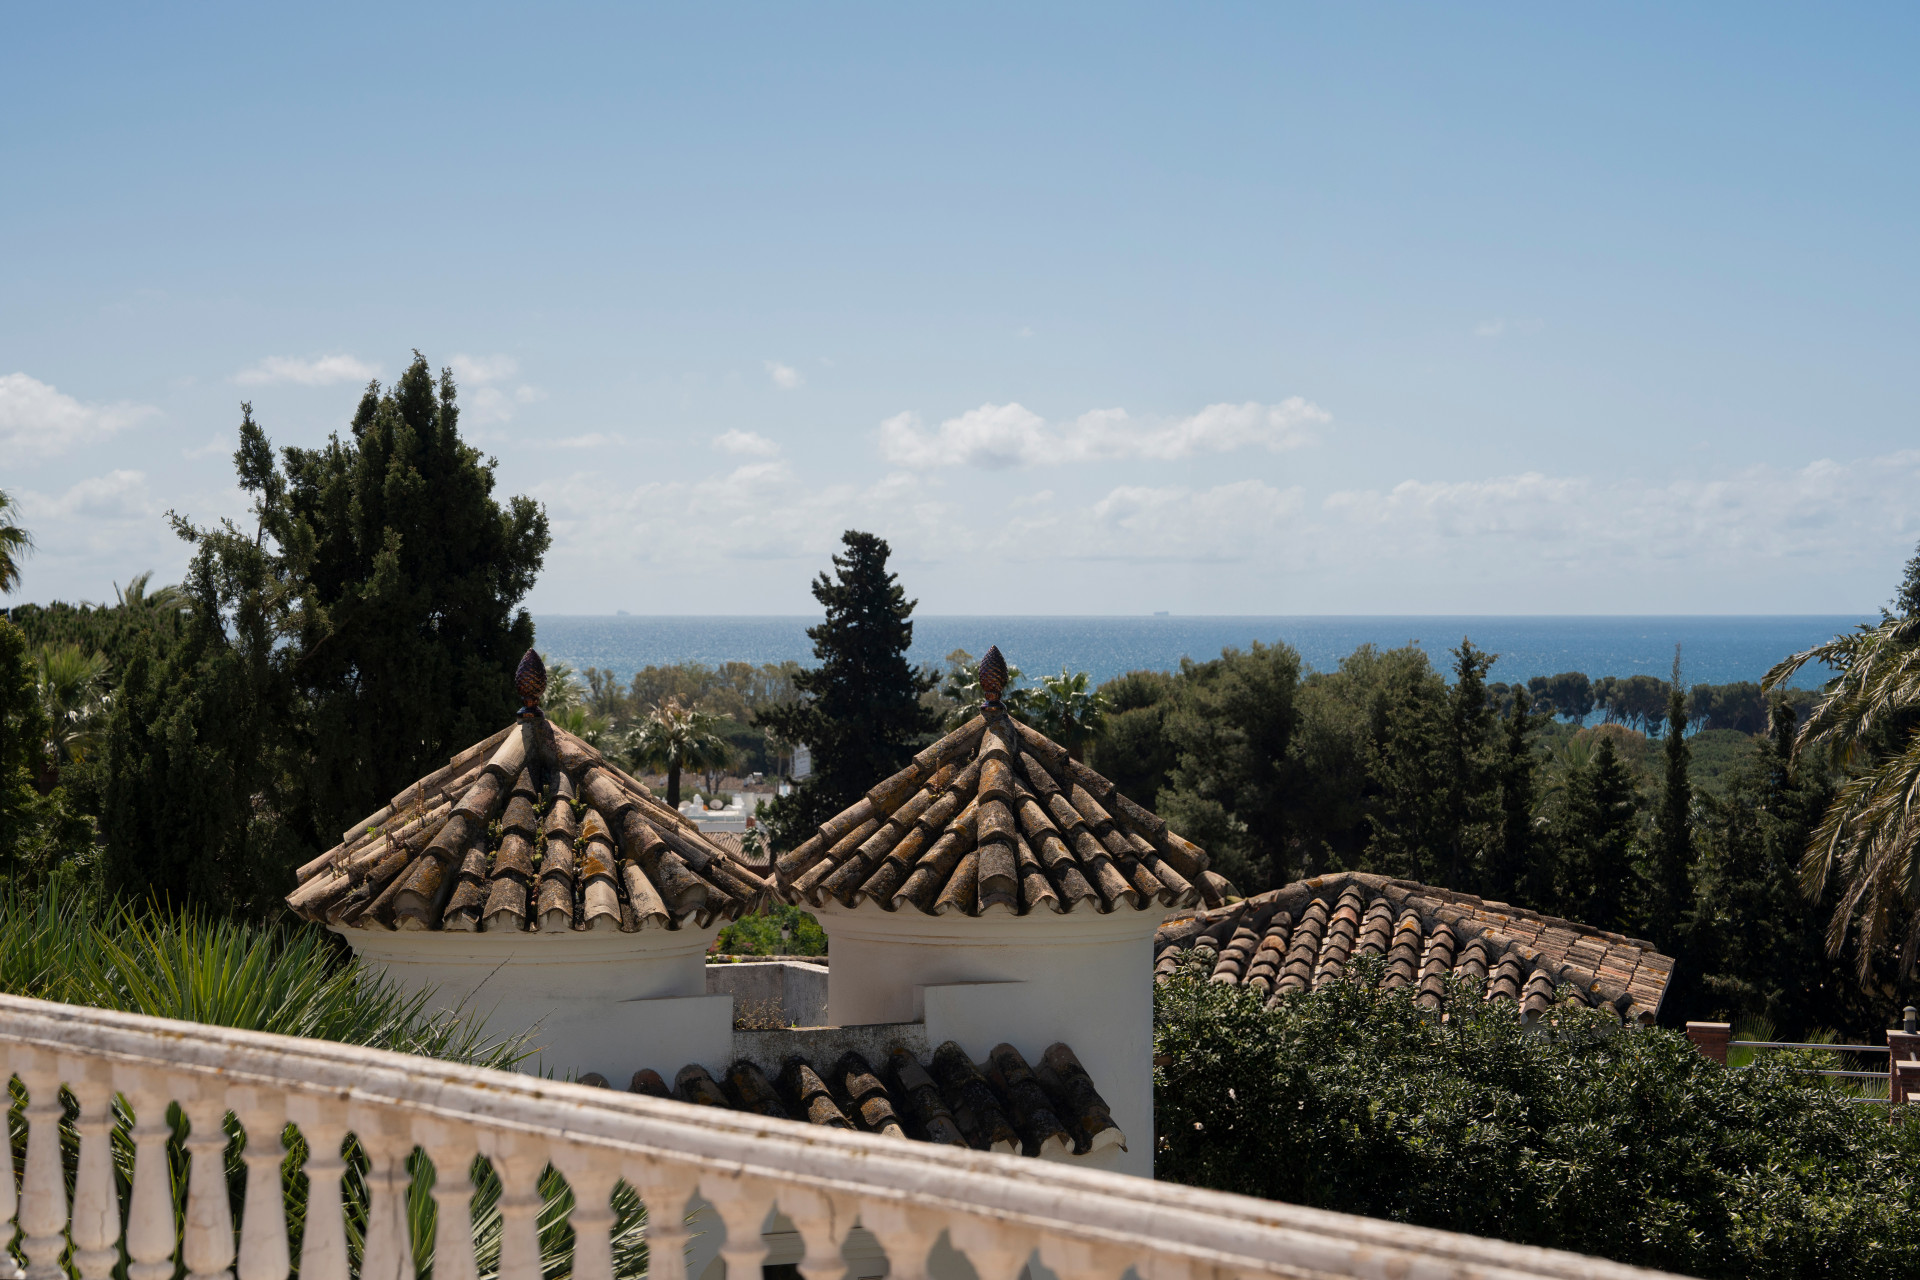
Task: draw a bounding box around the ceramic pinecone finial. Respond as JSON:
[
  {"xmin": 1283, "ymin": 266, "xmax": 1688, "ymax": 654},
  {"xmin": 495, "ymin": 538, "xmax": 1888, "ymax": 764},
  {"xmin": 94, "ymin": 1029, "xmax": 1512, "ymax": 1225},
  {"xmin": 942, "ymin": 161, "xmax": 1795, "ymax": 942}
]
[
  {"xmin": 978, "ymin": 645, "xmax": 1008, "ymax": 708},
  {"xmin": 515, "ymin": 649, "xmax": 548, "ymax": 716}
]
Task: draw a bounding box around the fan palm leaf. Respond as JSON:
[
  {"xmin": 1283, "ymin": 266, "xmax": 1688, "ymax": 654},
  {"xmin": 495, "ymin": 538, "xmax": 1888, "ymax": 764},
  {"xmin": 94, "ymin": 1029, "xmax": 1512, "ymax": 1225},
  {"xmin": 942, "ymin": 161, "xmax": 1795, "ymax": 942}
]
[{"xmin": 0, "ymin": 488, "xmax": 32, "ymax": 595}]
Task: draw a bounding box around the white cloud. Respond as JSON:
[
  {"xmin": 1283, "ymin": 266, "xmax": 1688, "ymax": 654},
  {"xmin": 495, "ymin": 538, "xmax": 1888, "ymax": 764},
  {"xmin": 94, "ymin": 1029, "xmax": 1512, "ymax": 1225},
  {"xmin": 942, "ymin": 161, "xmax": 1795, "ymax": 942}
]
[
  {"xmin": 1474, "ymin": 320, "xmax": 1507, "ymax": 338},
  {"xmin": 994, "ymin": 480, "xmax": 1306, "ymax": 564},
  {"xmin": 765, "ymin": 361, "xmax": 803, "ymax": 390},
  {"xmin": 183, "ymin": 433, "xmax": 229, "ymax": 459},
  {"xmin": 450, "ymin": 354, "xmax": 518, "ymax": 384},
  {"xmin": 22, "ymin": 470, "xmax": 158, "ymax": 522},
  {"xmin": 714, "ymin": 430, "xmax": 780, "ymax": 457},
  {"xmin": 233, "ymin": 354, "xmax": 377, "ymax": 387},
  {"xmin": 1320, "ymin": 451, "xmax": 1920, "ymax": 567},
  {"xmin": 0, "ymin": 373, "xmax": 157, "ymax": 462},
  {"xmin": 551, "ymin": 433, "xmax": 622, "ymax": 450},
  {"xmin": 878, "ymin": 398, "xmax": 1328, "ymax": 470},
  {"xmin": 448, "ymin": 353, "xmax": 544, "ymax": 424},
  {"xmin": 535, "ymin": 460, "xmax": 962, "ymax": 571}
]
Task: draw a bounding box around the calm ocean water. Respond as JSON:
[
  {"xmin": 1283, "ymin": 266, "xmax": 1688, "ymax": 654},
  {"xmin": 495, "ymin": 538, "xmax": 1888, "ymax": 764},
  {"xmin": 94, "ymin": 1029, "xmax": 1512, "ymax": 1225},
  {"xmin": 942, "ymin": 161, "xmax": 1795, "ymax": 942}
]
[{"xmin": 530, "ymin": 615, "xmax": 1873, "ymax": 691}]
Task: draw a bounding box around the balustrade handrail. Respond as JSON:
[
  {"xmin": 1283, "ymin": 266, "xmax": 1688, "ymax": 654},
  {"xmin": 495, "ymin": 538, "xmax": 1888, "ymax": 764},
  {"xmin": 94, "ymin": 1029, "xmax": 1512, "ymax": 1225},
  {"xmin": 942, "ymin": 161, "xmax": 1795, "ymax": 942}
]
[
  {"xmin": 0, "ymin": 993, "xmax": 1684, "ymax": 1280},
  {"xmin": 1729, "ymin": 1040, "xmax": 1889, "ymax": 1054}
]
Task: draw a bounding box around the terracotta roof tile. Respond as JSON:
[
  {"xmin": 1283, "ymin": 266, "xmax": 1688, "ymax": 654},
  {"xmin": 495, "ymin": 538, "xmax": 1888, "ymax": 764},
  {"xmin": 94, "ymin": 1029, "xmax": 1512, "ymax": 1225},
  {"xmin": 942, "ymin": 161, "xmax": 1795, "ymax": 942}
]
[
  {"xmin": 287, "ymin": 692, "xmax": 771, "ymax": 933},
  {"xmin": 1154, "ymin": 872, "xmax": 1675, "ymax": 1023},
  {"xmin": 640, "ymin": 1039, "xmax": 1123, "ymax": 1159},
  {"xmin": 775, "ymin": 698, "xmax": 1227, "ymax": 918}
]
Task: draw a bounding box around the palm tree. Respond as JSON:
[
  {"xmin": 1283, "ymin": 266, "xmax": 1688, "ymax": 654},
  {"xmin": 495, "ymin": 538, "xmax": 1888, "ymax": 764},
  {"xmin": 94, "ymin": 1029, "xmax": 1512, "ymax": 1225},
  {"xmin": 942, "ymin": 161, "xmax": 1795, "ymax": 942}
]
[
  {"xmin": 939, "ymin": 649, "xmax": 1034, "ymax": 729},
  {"xmin": 34, "ymin": 643, "xmax": 111, "ymax": 776},
  {"xmin": 0, "ymin": 488, "xmax": 33, "ymax": 595},
  {"xmin": 624, "ymin": 697, "xmax": 735, "ymax": 809},
  {"xmin": 1028, "ymin": 668, "xmax": 1111, "ymax": 761},
  {"xmin": 113, "ymin": 571, "xmax": 187, "ymax": 618},
  {"xmin": 549, "ymin": 704, "xmax": 611, "ymax": 749},
  {"xmin": 1763, "ymin": 615, "xmax": 1920, "ymax": 978}
]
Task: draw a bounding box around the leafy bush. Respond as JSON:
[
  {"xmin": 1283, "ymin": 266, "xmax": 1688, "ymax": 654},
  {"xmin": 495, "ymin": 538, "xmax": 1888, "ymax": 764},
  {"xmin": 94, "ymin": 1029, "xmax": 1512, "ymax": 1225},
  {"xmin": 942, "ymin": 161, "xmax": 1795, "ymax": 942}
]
[
  {"xmin": 0, "ymin": 888, "xmax": 658, "ymax": 1280},
  {"xmin": 0, "ymin": 881, "xmax": 530, "ymax": 1067},
  {"xmin": 713, "ymin": 903, "xmax": 827, "ymax": 956},
  {"xmin": 1155, "ymin": 958, "xmax": 1920, "ymax": 1280}
]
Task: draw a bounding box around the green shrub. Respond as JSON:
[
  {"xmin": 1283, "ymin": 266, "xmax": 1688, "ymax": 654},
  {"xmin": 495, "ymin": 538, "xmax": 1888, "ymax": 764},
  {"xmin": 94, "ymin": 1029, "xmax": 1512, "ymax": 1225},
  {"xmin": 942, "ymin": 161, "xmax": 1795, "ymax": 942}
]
[
  {"xmin": 714, "ymin": 903, "xmax": 827, "ymax": 956},
  {"xmin": 0, "ymin": 887, "xmax": 659, "ymax": 1280},
  {"xmin": 1155, "ymin": 958, "xmax": 1920, "ymax": 1280}
]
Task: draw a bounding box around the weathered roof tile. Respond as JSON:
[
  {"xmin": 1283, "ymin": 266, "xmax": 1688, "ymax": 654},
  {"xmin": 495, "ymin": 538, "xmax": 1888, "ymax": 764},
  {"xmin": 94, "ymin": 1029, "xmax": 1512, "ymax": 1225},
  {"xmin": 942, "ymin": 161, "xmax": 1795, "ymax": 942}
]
[{"xmin": 1155, "ymin": 871, "xmax": 1676, "ymax": 1023}]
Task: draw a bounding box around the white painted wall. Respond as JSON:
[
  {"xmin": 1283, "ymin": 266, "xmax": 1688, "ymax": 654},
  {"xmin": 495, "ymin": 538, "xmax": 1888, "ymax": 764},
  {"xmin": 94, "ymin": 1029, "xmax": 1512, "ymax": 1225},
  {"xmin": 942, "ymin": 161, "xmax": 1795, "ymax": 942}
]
[
  {"xmin": 815, "ymin": 905, "xmax": 1163, "ymax": 1178},
  {"xmin": 335, "ymin": 925, "xmax": 733, "ymax": 1083}
]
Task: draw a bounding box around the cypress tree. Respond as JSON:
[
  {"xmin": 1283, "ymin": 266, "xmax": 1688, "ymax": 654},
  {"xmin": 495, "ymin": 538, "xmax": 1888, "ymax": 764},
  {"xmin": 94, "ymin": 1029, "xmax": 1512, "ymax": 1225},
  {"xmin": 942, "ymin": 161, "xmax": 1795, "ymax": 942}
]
[
  {"xmin": 1643, "ymin": 657, "xmax": 1694, "ymax": 945},
  {"xmin": 1486, "ymin": 685, "xmax": 1545, "ymax": 907},
  {"xmin": 759, "ymin": 531, "xmax": 939, "ymax": 849}
]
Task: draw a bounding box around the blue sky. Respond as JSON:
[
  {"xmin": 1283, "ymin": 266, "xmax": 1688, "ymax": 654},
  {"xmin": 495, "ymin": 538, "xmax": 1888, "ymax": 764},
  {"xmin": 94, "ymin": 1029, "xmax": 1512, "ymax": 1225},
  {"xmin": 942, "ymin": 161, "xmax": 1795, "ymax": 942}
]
[{"xmin": 4, "ymin": 4, "xmax": 1915, "ymax": 614}]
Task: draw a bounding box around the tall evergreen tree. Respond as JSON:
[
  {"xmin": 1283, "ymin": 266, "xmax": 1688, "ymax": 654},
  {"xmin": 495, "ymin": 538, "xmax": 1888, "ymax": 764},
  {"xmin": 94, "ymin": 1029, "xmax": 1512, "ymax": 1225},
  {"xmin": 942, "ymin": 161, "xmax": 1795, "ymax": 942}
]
[
  {"xmin": 759, "ymin": 531, "xmax": 938, "ymax": 848},
  {"xmin": 1642, "ymin": 673, "xmax": 1694, "ymax": 946},
  {"xmin": 1486, "ymin": 685, "xmax": 1546, "ymax": 906},
  {"xmin": 104, "ymin": 355, "xmax": 549, "ymax": 911},
  {"xmin": 1553, "ymin": 734, "xmax": 1639, "ymax": 932},
  {"xmin": 1892, "ymin": 538, "xmax": 1920, "ymax": 618},
  {"xmin": 1154, "ymin": 643, "xmax": 1303, "ymax": 891},
  {"xmin": 1365, "ymin": 640, "xmax": 1500, "ymax": 890}
]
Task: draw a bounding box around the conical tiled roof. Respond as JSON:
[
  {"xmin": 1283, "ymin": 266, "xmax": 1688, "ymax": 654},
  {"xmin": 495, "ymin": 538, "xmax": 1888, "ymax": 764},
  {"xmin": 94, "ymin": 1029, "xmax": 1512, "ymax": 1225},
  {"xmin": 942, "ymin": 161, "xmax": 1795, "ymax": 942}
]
[
  {"xmin": 1153, "ymin": 872, "xmax": 1675, "ymax": 1024},
  {"xmin": 287, "ymin": 698, "xmax": 771, "ymax": 932},
  {"xmin": 776, "ymin": 694, "xmax": 1232, "ymax": 916}
]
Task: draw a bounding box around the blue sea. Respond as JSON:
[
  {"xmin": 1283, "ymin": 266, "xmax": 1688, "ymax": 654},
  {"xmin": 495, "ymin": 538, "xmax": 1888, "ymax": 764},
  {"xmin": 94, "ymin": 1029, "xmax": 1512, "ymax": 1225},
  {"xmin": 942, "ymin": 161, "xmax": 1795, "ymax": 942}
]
[{"xmin": 530, "ymin": 616, "xmax": 1873, "ymax": 691}]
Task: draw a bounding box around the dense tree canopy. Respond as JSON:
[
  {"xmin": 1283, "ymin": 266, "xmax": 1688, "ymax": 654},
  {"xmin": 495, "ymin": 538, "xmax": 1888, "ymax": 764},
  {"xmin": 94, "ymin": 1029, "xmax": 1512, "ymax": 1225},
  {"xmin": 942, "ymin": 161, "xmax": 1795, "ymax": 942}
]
[
  {"xmin": 97, "ymin": 353, "xmax": 549, "ymax": 912},
  {"xmin": 758, "ymin": 531, "xmax": 939, "ymax": 846},
  {"xmin": 1156, "ymin": 960, "xmax": 1920, "ymax": 1279}
]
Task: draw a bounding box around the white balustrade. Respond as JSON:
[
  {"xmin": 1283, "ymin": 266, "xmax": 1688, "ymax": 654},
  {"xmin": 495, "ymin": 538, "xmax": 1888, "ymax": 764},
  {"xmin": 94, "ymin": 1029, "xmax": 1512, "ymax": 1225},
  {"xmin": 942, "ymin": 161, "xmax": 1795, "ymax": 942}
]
[{"xmin": 0, "ymin": 992, "xmax": 1682, "ymax": 1280}]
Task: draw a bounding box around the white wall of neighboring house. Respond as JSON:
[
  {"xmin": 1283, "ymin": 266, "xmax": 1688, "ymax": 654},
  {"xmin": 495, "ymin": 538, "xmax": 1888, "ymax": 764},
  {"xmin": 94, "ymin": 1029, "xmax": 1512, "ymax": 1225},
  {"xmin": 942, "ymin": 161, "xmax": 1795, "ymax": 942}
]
[{"xmin": 791, "ymin": 744, "xmax": 812, "ymax": 779}]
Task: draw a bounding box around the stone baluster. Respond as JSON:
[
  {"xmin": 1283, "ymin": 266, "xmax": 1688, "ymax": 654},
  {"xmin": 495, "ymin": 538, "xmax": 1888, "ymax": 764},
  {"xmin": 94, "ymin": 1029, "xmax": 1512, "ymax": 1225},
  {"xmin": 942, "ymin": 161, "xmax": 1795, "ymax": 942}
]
[
  {"xmin": 64, "ymin": 1064, "xmax": 123, "ymax": 1280},
  {"xmin": 547, "ymin": 1152, "xmax": 618, "ymax": 1280},
  {"xmin": 1135, "ymin": 1252, "xmax": 1193, "ymax": 1280},
  {"xmin": 16, "ymin": 1052, "xmax": 69, "ymax": 1280},
  {"xmin": 855, "ymin": 1202, "xmax": 936, "ymax": 1280},
  {"xmin": 488, "ymin": 1140, "xmax": 549, "ymax": 1280},
  {"xmin": 627, "ymin": 1161, "xmax": 699, "ymax": 1280},
  {"xmin": 0, "ymin": 1065, "xmax": 20, "ymax": 1280},
  {"xmin": 777, "ymin": 1186, "xmax": 852, "ymax": 1280},
  {"xmin": 415, "ymin": 1130, "xmax": 480, "ymax": 1280},
  {"xmin": 948, "ymin": 1217, "xmax": 1036, "ymax": 1280},
  {"xmin": 353, "ymin": 1111, "xmax": 416, "ymax": 1280},
  {"xmin": 182, "ymin": 1092, "xmax": 239, "ymax": 1280},
  {"xmin": 284, "ymin": 1100, "xmax": 350, "ymax": 1280},
  {"xmin": 119, "ymin": 1076, "xmax": 181, "ymax": 1280},
  {"xmin": 229, "ymin": 1089, "xmax": 291, "ymax": 1280},
  {"xmin": 702, "ymin": 1175, "xmax": 773, "ymax": 1280},
  {"xmin": 1037, "ymin": 1232, "xmax": 1131, "ymax": 1280}
]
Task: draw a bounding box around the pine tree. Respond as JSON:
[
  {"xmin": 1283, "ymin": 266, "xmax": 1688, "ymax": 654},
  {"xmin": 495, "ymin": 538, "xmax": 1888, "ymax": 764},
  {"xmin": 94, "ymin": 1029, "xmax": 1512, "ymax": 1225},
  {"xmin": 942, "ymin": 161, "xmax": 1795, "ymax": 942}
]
[
  {"xmin": 1892, "ymin": 538, "xmax": 1920, "ymax": 618},
  {"xmin": 1555, "ymin": 734, "xmax": 1639, "ymax": 931},
  {"xmin": 759, "ymin": 532, "xmax": 938, "ymax": 848},
  {"xmin": 1364, "ymin": 640, "xmax": 1500, "ymax": 890},
  {"xmin": 105, "ymin": 355, "xmax": 549, "ymax": 912}
]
